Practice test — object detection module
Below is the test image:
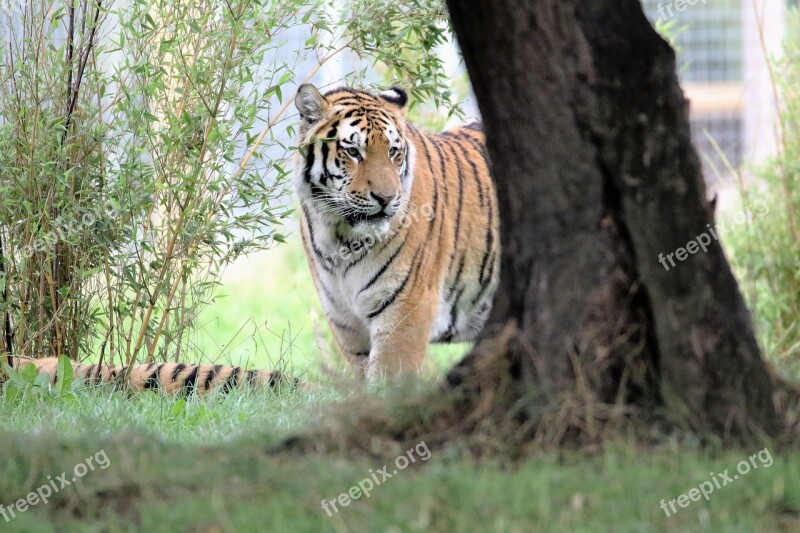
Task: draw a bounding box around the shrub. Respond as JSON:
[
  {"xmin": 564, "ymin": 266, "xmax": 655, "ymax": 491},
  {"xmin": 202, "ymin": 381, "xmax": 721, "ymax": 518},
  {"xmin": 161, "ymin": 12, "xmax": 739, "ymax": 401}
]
[
  {"xmin": 725, "ymin": 9, "xmax": 800, "ymax": 370},
  {"xmin": 0, "ymin": 0, "xmax": 455, "ymax": 366}
]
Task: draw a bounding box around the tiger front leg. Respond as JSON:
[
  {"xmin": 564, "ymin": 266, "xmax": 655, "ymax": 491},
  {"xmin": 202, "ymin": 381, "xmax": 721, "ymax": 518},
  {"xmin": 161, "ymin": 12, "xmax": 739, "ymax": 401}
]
[
  {"xmin": 366, "ymin": 293, "xmax": 437, "ymax": 381},
  {"xmin": 327, "ymin": 319, "xmax": 371, "ymax": 380}
]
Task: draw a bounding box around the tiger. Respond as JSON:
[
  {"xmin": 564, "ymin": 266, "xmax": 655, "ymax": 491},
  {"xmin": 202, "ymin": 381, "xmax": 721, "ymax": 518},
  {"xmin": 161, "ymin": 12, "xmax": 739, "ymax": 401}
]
[
  {"xmin": 294, "ymin": 84, "xmax": 500, "ymax": 380},
  {"xmin": 2, "ymin": 355, "xmax": 294, "ymax": 395}
]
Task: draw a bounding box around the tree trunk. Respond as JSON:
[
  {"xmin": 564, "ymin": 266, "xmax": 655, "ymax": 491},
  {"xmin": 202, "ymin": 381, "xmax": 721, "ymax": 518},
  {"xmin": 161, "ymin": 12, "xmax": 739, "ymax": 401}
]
[{"xmin": 444, "ymin": 0, "xmax": 782, "ymax": 441}]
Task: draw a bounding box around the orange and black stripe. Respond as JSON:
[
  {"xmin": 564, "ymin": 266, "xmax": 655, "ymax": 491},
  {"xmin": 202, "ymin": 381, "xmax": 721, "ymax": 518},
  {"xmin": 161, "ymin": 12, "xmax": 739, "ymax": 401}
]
[{"xmin": 4, "ymin": 357, "xmax": 297, "ymax": 395}]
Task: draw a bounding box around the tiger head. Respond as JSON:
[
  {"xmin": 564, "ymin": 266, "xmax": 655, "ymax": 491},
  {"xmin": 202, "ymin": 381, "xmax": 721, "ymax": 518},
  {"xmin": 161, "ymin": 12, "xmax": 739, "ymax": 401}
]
[{"xmin": 294, "ymin": 84, "xmax": 414, "ymax": 236}]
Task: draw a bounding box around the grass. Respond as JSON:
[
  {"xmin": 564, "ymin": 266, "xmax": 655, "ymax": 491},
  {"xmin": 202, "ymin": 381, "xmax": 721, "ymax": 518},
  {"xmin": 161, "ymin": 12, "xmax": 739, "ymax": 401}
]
[
  {"xmin": 0, "ymin": 427, "xmax": 798, "ymax": 531},
  {"xmin": 0, "ymin": 381, "xmax": 340, "ymax": 445},
  {"xmin": 2, "ymin": 204, "xmax": 800, "ymax": 531}
]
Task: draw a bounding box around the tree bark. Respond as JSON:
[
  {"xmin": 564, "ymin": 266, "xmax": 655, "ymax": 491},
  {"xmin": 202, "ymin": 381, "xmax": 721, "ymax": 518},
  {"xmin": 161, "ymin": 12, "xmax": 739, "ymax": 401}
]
[{"xmin": 445, "ymin": 0, "xmax": 782, "ymax": 441}]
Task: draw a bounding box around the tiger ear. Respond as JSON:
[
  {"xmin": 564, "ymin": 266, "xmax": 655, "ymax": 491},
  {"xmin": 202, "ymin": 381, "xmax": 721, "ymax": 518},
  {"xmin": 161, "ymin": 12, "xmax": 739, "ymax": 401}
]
[
  {"xmin": 379, "ymin": 87, "xmax": 409, "ymax": 117},
  {"xmin": 295, "ymin": 84, "xmax": 329, "ymax": 125}
]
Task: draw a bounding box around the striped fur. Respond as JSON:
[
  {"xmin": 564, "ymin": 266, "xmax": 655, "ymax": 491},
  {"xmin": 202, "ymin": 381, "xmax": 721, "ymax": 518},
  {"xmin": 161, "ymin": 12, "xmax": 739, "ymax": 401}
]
[
  {"xmin": 4, "ymin": 356, "xmax": 292, "ymax": 394},
  {"xmin": 294, "ymin": 84, "xmax": 500, "ymax": 379}
]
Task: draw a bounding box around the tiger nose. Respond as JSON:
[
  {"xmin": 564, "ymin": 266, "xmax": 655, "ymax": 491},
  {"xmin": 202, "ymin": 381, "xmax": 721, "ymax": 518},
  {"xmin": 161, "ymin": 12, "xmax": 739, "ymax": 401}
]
[{"xmin": 371, "ymin": 191, "xmax": 398, "ymax": 208}]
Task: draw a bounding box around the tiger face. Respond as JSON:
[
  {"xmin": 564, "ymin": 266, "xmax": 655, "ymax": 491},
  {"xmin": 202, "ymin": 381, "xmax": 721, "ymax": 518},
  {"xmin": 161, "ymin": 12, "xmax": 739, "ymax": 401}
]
[{"xmin": 294, "ymin": 84, "xmax": 415, "ymax": 237}]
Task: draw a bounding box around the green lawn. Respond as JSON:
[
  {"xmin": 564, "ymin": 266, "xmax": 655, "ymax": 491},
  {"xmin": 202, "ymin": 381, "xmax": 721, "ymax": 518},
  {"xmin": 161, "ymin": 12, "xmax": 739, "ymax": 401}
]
[
  {"xmin": 2, "ymin": 205, "xmax": 800, "ymax": 531},
  {"xmin": 1, "ymin": 358, "xmax": 798, "ymax": 531},
  {"xmin": 0, "ymin": 415, "xmax": 798, "ymax": 532}
]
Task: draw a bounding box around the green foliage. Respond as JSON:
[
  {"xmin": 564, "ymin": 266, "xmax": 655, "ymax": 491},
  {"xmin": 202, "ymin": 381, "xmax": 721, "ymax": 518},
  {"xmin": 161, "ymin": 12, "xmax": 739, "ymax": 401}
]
[
  {"xmin": 725, "ymin": 10, "xmax": 800, "ymax": 369},
  {"xmin": 0, "ymin": 0, "xmax": 458, "ymax": 367},
  {"xmin": 2, "ymin": 356, "xmax": 75, "ymax": 403},
  {"xmin": 342, "ymin": 0, "xmax": 456, "ymax": 115}
]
